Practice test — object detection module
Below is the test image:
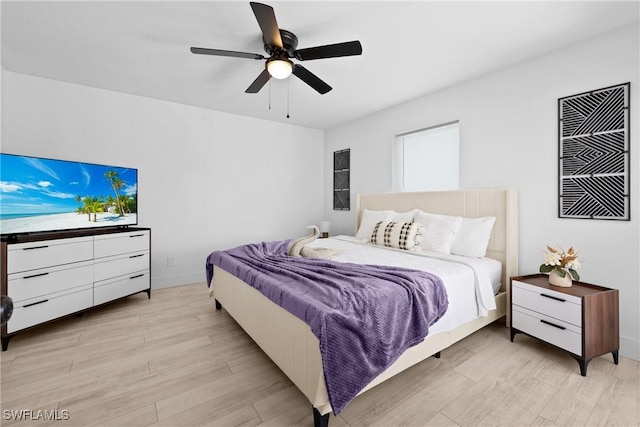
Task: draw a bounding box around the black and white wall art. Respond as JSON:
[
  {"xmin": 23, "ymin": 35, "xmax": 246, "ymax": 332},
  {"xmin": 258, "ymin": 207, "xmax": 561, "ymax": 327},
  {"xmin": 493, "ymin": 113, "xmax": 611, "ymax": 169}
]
[
  {"xmin": 333, "ymin": 149, "xmax": 350, "ymax": 211},
  {"xmin": 558, "ymin": 82, "xmax": 630, "ymax": 220}
]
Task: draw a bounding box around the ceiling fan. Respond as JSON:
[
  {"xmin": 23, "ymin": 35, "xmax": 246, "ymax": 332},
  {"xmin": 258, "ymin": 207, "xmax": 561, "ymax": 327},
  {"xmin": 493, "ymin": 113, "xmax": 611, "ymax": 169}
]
[{"xmin": 190, "ymin": 2, "xmax": 362, "ymax": 95}]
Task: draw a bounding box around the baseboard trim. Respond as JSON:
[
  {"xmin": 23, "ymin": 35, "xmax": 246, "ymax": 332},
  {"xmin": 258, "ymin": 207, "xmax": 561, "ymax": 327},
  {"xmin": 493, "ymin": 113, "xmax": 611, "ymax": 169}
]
[
  {"xmin": 620, "ymin": 335, "xmax": 640, "ymax": 361},
  {"xmin": 152, "ymin": 272, "xmax": 205, "ymax": 290}
]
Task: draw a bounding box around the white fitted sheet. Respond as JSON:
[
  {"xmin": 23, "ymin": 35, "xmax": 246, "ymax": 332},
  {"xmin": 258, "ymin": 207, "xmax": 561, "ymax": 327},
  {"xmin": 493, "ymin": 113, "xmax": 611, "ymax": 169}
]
[{"xmin": 306, "ymin": 235, "xmax": 503, "ymax": 334}]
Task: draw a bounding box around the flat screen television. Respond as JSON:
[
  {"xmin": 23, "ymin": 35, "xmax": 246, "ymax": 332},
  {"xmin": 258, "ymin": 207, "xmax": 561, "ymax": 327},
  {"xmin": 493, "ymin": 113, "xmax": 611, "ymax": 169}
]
[{"xmin": 0, "ymin": 153, "xmax": 138, "ymax": 236}]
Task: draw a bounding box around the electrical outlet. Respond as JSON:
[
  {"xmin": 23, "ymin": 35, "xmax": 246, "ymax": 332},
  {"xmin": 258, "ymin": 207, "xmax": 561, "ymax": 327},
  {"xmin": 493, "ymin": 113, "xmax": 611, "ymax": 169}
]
[{"xmin": 167, "ymin": 256, "xmax": 175, "ymax": 267}]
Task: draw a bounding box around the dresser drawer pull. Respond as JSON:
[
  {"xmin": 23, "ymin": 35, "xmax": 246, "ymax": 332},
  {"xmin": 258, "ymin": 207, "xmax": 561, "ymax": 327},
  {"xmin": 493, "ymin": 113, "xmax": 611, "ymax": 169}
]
[
  {"xmin": 130, "ymin": 274, "xmax": 145, "ymax": 280},
  {"xmin": 23, "ymin": 245, "xmax": 49, "ymax": 251},
  {"xmin": 129, "ymin": 234, "xmax": 145, "ymax": 238},
  {"xmin": 540, "ymin": 319, "xmax": 566, "ymax": 330},
  {"xmin": 540, "ymin": 293, "xmax": 566, "ymax": 303},
  {"xmin": 129, "ymin": 254, "xmax": 144, "ymax": 259},
  {"xmin": 23, "ymin": 299, "xmax": 49, "ymax": 308},
  {"xmin": 23, "ymin": 272, "xmax": 50, "ymax": 280}
]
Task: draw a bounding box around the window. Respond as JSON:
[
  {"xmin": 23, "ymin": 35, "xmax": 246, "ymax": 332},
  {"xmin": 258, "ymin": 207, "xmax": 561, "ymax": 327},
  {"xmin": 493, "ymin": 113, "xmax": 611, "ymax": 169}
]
[{"xmin": 393, "ymin": 121, "xmax": 459, "ymax": 192}]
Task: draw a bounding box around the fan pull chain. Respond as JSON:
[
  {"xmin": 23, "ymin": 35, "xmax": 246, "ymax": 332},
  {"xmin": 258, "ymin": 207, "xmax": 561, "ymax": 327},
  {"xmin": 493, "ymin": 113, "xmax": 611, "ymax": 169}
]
[
  {"xmin": 268, "ymin": 80, "xmax": 271, "ymax": 110},
  {"xmin": 286, "ymin": 78, "xmax": 290, "ymax": 119}
]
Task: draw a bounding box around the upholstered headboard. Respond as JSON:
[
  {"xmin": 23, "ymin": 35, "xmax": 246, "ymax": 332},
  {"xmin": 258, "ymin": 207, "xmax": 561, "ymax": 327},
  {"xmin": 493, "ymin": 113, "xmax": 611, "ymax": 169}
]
[{"xmin": 355, "ymin": 188, "xmax": 518, "ymax": 292}]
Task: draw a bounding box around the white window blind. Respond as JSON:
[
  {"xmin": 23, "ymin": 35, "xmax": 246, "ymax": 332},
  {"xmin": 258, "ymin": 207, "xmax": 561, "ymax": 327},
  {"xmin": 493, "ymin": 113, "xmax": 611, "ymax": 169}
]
[{"xmin": 393, "ymin": 122, "xmax": 460, "ymax": 192}]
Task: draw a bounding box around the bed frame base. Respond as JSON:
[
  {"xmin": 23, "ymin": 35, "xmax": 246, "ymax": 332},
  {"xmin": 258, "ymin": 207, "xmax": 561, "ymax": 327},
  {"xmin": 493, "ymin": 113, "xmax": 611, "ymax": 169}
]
[{"xmin": 213, "ymin": 268, "xmax": 506, "ymax": 424}]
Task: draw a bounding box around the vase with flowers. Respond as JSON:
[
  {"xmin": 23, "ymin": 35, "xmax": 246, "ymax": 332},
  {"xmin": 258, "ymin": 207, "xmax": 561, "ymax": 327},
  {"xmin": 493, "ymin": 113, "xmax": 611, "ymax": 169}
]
[{"xmin": 539, "ymin": 245, "xmax": 581, "ymax": 287}]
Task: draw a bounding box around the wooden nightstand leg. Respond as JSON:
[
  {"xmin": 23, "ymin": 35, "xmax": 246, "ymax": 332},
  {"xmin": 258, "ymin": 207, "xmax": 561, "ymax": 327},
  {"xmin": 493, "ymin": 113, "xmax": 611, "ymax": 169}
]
[
  {"xmin": 577, "ymin": 358, "xmax": 588, "ymax": 377},
  {"xmin": 2, "ymin": 335, "xmax": 13, "ymax": 352},
  {"xmin": 612, "ymin": 350, "xmax": 619, "ymax": 365},
  {"xmin": 579, "ymin": 362, "xmax": 587, "ymax": 376},
  {"xmin": 569, "ymin": 354, "xmax": 589, "ymax": 376}
]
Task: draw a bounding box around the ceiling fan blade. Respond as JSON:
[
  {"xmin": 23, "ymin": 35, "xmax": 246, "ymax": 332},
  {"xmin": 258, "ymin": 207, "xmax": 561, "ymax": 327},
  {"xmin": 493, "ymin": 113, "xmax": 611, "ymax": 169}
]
[
  {"xmin": 190, "ymin": 47, "xmax": 264, "ymax": 60},
  {"xmin": 250, "ymin": 2, "xmax": 283, "ymax": 48},
  {"xmin": 295, "ymin": 41, "xmax": 362, "ymax": 61},
  {"xmin": 245, "ymin": 68, "xmax": 271, "ymax": 93},
  {"xmin": 292, "ymin": 64, "xmax": 332, "ymax": 95}
]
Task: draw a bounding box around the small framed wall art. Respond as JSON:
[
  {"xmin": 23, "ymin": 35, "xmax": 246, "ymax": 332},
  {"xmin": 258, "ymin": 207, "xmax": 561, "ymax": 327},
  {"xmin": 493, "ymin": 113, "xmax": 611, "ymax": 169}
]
[
  {"xmin": 558, "ymin": 82, "xmax": 630, "ymax": 220},
  {"xmin": 333, "ymin": 149, "xmax": 350, "ymax": 211}
]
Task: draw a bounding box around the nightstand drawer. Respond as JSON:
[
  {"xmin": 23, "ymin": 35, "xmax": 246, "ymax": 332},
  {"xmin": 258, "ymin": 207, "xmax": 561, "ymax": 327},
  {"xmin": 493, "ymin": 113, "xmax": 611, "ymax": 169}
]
[
  {"xmin": 512, "ymin": 279, "xmax": 582, "ymax": 326},
  {"xmin": 513, "ymin": 306, "xmax": 582, "ymax": 355}
]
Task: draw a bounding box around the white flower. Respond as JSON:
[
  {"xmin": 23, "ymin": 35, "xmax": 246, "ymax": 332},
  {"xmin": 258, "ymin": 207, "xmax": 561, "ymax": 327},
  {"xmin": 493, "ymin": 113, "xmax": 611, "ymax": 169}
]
[
  {"xmin": 566, "ymin": 259, "xmax": 581, "ymax": 270},
  {"xmin": 543, "ymin": 252, "xmax": 562, "ymax": 266}
]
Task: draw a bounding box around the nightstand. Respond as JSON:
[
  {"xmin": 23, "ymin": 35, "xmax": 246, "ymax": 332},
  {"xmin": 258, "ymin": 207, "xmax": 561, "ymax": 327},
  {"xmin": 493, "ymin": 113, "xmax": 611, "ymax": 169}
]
[{"xmin": 510, "ymin": 274, "xmax": 619, "ymax": 376}]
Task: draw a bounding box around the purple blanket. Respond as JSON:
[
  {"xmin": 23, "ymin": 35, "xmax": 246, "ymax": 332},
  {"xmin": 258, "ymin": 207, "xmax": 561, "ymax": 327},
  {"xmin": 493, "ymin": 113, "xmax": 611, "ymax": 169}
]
[{"xmin": 205, "ymin": 240, "xmax": 448, "ymax": 414}]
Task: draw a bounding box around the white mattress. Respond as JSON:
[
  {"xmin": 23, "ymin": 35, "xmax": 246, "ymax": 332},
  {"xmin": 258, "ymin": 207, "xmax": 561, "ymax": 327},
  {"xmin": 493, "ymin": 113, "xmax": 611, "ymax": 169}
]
[{"xmin": 306, "ymin": 236, "xmax": 503, "ymax": 334}]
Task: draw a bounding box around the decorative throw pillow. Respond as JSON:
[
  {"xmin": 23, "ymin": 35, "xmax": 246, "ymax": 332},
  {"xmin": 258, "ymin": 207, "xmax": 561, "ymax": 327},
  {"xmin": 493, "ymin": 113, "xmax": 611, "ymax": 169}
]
[
  {"xmin": 356, "ymin": 209, "xmax": 395, "ymax": 241},
  {"xmin": 414, "ymin": 211, "xmax": 463, "ymax": 254},
  {"xmin": 370, "ymin": 221, "xmax": 424, "ymax": 251},
  {"xmin": 450, "ymin": 216, "xmax": 496, "ymax": 258}
]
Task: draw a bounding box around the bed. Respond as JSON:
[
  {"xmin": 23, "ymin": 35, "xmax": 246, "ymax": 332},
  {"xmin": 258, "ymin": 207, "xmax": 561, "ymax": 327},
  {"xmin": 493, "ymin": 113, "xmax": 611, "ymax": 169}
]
[{"xmin": 206, "ymin": 188, "xmax": 518, "ymax": 426}]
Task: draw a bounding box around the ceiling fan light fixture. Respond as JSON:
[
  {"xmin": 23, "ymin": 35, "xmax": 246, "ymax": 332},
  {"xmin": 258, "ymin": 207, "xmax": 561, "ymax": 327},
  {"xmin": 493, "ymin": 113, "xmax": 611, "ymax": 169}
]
[
  {"xmin": 191, "ymin": 2, "xmax": 361, "ymax": 95},
  {"xmin": 266, "ymin": 57, "xmax": 293, "ymax": 79}
]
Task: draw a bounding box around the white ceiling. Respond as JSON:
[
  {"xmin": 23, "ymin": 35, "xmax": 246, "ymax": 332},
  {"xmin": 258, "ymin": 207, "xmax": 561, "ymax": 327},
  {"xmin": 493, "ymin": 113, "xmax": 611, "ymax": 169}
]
[{"xmin": 2, "ymin": 1, "xmax": 638, "ymax": 130}]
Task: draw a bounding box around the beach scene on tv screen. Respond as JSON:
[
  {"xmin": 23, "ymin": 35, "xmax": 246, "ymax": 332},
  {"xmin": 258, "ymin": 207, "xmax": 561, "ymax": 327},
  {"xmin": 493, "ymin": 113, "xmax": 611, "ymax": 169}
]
[{"xmin": 0, "ymin": 154, "xmax": 137, "ymax": 234}]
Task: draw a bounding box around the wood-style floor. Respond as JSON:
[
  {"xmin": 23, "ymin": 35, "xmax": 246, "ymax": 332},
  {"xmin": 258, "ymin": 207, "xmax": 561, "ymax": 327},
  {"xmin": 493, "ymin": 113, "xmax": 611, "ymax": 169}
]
[{"xmin": 1, "ymin": 283, "xmax": 638, "ymax": 427}]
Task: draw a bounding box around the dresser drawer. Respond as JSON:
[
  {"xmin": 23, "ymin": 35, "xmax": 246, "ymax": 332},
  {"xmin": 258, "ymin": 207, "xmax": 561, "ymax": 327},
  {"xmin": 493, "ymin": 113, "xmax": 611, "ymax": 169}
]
[
  {"xmin": 8, "ymin": 261, "xmax": 94, "ymax": 303},
  {"xmin": 94, "ymin": 231, "xmax": 149, "ymax": 259},
  {"xmin": 7, "ymin": 237, "xmax": 93, "ymax": 274},
  {"xmin": 7, "ymin": 285, "xmax": 93, "ymax": 333},
  {"xmin": 512, "ymin": 306, "xmax": 582, "ymax": 355},
  {"xmin": 94, "ymin": 271, "xmax": 150, "ymax": 305},
  {"xmin": 512, "ymin": 279, "xmax": 582, "ymax": 326},
  {"xmin": 93, "ymin": 251, "xmax": 149, "ymax": 282}
]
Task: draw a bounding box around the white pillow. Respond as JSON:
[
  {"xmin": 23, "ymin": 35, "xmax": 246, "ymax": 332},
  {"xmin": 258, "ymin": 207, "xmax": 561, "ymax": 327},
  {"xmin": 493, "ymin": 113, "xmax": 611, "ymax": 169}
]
[
  {"xmin": 370, "ymin": 221, "xmax": 424, "ymax": 251},
  {"xmin": 356, "ymin": 209, "xmax": 394, "ymax": 240},
  {"xmin": 414, "ymin": 211, "xmax": 463, "ymax": 254},
  {"xmin": 392, "ymin": 209, "xmax": 417, "ymax": 223},
  {"xmin": 450, "ymin": 216, "xmax": 496, "ymax": 258}
]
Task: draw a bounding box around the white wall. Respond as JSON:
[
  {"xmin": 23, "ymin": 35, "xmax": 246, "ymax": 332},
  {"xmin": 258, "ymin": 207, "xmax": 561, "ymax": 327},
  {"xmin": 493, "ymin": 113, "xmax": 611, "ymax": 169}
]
[
  {"xmin": 1, "ymin": 71, "xmax": 324, "ymax": 289},
  {"xmin": 323, "ymin": 25, "xmax": 640, "ymax": 360}
]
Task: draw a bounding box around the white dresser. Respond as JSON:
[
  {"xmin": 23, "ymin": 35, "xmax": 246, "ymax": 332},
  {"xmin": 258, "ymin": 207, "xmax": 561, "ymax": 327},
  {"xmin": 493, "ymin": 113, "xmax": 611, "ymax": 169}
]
[
  {"xmin": 1, "ymin": 228, "xmax": 151, "ymax": 350},
  {"xmin": 510, "ymin": 274, "xmax": 618, "ymax": 376}
]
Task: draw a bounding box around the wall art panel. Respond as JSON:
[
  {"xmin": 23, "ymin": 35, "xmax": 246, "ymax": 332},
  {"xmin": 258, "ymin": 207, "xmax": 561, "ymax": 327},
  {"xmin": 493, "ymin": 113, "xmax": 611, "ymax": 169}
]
[
  {"xmin": 558, "ymin": 82, "xmax": 630, "ymax": 220},
  {"xmin": 333, "ymin": 149, "xmax": 350, "ymax": 210}
]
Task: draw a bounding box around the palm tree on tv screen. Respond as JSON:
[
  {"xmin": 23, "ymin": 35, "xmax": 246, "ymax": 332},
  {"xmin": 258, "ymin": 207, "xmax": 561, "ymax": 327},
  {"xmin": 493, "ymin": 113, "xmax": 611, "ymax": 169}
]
[
  {"xmin": 89, "ymin": 196, "xmax": 104, "ymax": 222},
  {"xmin": 76, "ymin": 195, "xmax": 92, "ymax": 221},
  {"xmin": 125, "ymin": 194, "xmax": 137, "ymax": 214},
  {"xmin": 105, "ymin": 170, "xmax": 126, "ymax": 217}
]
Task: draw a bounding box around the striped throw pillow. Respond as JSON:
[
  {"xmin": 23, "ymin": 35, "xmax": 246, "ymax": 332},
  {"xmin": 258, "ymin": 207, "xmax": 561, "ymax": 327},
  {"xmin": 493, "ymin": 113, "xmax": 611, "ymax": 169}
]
[{"xmin": 370, "ymin": 221, "xmax": 424, "ymax": 251}]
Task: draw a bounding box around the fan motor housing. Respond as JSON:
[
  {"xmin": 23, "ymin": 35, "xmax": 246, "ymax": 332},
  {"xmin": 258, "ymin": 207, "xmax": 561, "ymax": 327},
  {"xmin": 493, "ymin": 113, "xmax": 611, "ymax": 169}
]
[{"xmin": 264, "ymin": 29, "xmax": 298, "ymax": 57}]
